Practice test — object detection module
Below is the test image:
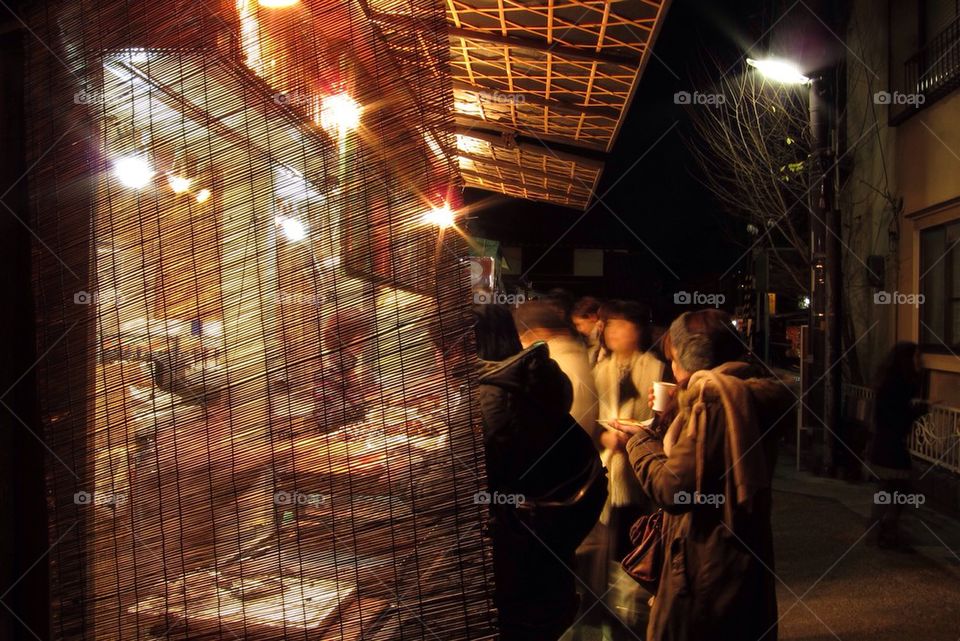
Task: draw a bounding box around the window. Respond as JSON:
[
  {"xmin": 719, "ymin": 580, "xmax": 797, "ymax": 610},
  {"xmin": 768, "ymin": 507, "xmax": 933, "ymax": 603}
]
[{"xmin": 920, "ymin": 220, "xmax": 960, "ymax": 351}]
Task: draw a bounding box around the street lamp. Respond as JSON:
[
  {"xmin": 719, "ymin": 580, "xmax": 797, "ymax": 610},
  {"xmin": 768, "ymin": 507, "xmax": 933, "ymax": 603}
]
[
  {"xmin": 746, "ymin": 58, "xmax": 811, "ymax": 85},
  {"xmin": 748, "ymin": 55, "xmax": 842, "ymax": 473}
]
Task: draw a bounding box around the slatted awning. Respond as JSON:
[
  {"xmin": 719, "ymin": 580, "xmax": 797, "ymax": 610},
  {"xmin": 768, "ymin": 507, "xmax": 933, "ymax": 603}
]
[{"xmin": 446, "ymin": 0, "xmax": 671, "ymax": 209}]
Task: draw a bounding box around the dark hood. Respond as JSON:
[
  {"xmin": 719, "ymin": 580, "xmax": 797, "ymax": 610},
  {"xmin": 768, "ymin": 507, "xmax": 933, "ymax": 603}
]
[{"xmin": 478, "ymin": 342, "xmax": 573, "ymax": 415}]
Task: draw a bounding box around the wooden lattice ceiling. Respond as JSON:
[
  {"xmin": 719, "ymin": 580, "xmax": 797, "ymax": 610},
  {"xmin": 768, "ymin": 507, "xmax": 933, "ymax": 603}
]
[{"xmin": 445, "ymin": 0, "xmax": 671, "ymax": 209}]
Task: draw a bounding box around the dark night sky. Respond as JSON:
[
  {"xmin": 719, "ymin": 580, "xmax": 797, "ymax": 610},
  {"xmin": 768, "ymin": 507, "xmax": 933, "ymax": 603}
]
[{"xmin": 463, "ymin": 0, "xmax": 774, "ymax": 305}]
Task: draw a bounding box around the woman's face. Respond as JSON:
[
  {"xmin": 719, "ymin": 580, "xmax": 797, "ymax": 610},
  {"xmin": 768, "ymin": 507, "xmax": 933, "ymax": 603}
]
[
  {"xmin": 604, "ymin": 318, "xmax": 640, "ymax": 354},
  {"xmin": 572, "ymin": 314, "xmax": 598, "ymax": 338}
]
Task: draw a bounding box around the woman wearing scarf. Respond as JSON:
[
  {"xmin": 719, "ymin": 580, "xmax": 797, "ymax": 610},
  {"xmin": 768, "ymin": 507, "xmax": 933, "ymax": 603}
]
[
  {"xmin": 584, "ymin": 300, "xmax": 667, "ymax": 633},
  {"xmin": 625, "ymin": 309, "xmax": 793, "ymax": 641}
]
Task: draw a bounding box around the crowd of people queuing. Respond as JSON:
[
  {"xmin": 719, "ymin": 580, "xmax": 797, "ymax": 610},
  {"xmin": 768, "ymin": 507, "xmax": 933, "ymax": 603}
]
[
  {"xmin": 470, "ymin": 294, "xmax": 794, "ymax": 641},
  {"xmin": 463, "ymin": 292, "xmax": 929, "ymax": 641}
]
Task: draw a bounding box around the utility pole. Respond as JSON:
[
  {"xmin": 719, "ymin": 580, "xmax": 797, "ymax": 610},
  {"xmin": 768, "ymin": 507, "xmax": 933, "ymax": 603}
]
[{"xmin": 808, "ymin": 73, "xmax": 841, "ymax": 473}]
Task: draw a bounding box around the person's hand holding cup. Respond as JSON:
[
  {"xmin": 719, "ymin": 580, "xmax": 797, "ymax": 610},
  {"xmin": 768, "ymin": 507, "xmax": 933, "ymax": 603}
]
[{"xmin": 651, "ymin": 381, "xmax": 677, "ymax": 413}]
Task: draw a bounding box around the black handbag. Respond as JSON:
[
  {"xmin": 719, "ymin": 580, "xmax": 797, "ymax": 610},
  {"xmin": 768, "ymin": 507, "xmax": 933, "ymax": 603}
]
[{"xmin": 620, "ymin": 508, "xmax": 664, "ymax": 594}]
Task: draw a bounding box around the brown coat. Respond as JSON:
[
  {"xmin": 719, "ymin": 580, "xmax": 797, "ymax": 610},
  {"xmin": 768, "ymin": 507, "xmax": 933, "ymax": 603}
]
[{"xmin": 626, "ymin": 362, "xmax": 793, "ymax": 641}]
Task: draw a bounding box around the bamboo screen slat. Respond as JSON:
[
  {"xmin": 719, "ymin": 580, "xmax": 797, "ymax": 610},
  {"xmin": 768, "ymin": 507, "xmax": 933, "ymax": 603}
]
[{"xmin": 24, "ymin": 1, "xmax": 497, "ymax": 639}]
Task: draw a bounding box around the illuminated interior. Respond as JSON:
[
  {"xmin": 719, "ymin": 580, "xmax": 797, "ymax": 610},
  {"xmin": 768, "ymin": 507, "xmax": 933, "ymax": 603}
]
[{"xmin": 26, "ymin": 1, "xmax": 494, "ymax": 639}]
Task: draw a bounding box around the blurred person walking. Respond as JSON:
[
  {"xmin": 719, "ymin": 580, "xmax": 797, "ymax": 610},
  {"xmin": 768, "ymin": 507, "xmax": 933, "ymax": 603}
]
[
  {"xmin": 514, "ymin": 299, "xmax": 601, "ymax": 444},
  {"xmin": 866, "ymin": 341, "xmax": 926, "ymax": 550}
]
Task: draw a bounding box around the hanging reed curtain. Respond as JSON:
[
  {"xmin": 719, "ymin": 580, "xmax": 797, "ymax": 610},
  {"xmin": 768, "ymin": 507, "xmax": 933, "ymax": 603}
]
[{"xmin": 24, "ymin": 0, "xmax": 496, "ymax": 639}]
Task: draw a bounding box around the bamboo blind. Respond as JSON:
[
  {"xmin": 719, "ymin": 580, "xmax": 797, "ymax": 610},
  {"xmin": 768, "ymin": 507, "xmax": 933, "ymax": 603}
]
[{"xmin": 25, "ymin": 1, "xmax": 496, "ymax": 639}]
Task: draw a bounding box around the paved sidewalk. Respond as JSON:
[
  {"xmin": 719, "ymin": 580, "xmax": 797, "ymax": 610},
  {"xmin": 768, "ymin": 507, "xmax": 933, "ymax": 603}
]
[
  {"xmin": 771, "ymin": 464, "xmax": 960, "ymax": 641},
  {"xmin": 565, "ymin": 462, "xmax": 960, "ymax": 640}
]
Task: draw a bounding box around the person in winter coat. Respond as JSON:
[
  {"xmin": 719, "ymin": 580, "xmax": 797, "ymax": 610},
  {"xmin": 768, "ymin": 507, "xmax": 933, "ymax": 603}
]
[
  {"xmin": 867, "ymin": 341, "xmax": 925, "ymax": 549},
  {"xmin": 472, "ymin": 304, "xmax": 607, "ymax": 641},
  {"xmin": 624, "ymin": 309, "xmax": 793, "ymax": 641},
  {"xmin": 514, "ymin": 299, "xmax": 601, "ymax": 444},
  {"xmin": 585, "ymin": 300, "xmax": 668, "ymax": 631}
]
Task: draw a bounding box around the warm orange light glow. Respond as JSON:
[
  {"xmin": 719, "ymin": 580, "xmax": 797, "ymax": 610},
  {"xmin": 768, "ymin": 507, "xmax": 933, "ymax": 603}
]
[
  {"xmin": 167, "ymin": 174, "xmax": 192, "ymax": 194},
  {"xmin": 258, "ymin": 0, "xmax": 299, "ymax": 7},
  {"xmin": 423, "ymin": 202, "xmax": 455, "ymax": 228},
  {"xmin": 320, "ymin": 93, "xmax": 362, "ymax": 135},
  {"xmin": 275, "ymin": 215, "xmax": 308, "ymax": 241},
  {"xmin": 195, "ymin": 188, "xmax": 212, "ymax": 203}
]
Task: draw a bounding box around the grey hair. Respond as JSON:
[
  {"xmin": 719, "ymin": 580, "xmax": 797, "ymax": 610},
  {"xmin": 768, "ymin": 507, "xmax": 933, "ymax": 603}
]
[{"xmin": 668, "ymin": 310, "xmax": 743, "ymax": 374}]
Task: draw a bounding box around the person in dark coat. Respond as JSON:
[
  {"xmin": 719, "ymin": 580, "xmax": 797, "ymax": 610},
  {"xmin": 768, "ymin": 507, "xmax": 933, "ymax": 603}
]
[
  {"xmin": 622, "ymin": 310, "xmax": 793, "ymax": 641},
  {"xmin": 867, "ymin": 341, "xmax": 925, "ymax": 549},
  {"xmin": 472, "ymin": 304, "xmax": 607, "ymax": 641}
]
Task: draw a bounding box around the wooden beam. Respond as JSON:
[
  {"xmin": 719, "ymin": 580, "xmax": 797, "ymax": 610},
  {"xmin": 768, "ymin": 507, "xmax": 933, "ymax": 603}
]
[
  {"xmin": 451, "ymin": 80, "xmax": 620, "ymax": 120},
  {"xmin": 457, "ymin": 151, "xmax": 597, "ymax": 184},
  {"xmin": 447, "ymin": 26, "xmax": 640, "ymax": 67},
  {"xmin": 461, "ymin": 169, "xmax": 589, "ymax": 205},
  {"xmin": 455, "ymin": 125, "xmax": 606, "ymax": 170},
  {"xmin": 460, "ymin": 167, "xmax": 591, "ymax": 197},
  {"xmin": 454, "ymin": 115, "xmax": 608, "ymax": 159}
]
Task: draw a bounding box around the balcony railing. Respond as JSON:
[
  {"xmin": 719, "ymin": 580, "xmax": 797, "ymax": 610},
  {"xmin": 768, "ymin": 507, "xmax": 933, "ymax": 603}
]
[
  {"xmin": 842, "ymin": 384, "xmax": 960, "ymax": 476},
  {"xmin": 893, "ymin": 15, "xmax": 960, "ymax": 124}
]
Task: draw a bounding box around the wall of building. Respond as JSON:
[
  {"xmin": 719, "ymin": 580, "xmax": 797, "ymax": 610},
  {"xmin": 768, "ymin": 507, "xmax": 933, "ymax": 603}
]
[
  {"xmin": 845, "ymin": 0, "xmax": 960, "ymax": 402},
  {"xmin": 841, "ymin": 0, "xmax": 900, "ymax": 384},
  {"xmin": 895, "ymin": 51, "xmax": 960, "ymax": 406}
]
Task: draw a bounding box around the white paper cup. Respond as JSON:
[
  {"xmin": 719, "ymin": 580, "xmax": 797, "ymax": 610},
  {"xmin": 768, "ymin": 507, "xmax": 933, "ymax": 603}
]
[{"xmin": 652, "ymin": 381, "xmax": 677, "ymax": 412}]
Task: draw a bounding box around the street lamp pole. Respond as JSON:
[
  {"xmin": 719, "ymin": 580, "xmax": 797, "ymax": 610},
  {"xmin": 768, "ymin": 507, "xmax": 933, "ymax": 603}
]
[
  {"xmin": 748, "ymin": 58, "xmax": 841, "ymax": 472},
  {"xmin": 809, "ymin": 75, "xmax": 843, "ymax": 474}
]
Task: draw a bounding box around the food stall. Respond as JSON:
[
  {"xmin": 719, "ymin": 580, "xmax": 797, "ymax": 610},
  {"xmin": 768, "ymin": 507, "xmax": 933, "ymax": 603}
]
[{"xmin": 26, "ymin": 1, "xmax": 496, "ymax": 639}]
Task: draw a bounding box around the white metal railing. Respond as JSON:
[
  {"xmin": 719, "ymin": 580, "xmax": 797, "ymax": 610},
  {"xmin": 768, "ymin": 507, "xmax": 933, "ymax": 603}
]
[{"xmin": 841, "ymin": 384, "xmax": 960, "ymax": 475}]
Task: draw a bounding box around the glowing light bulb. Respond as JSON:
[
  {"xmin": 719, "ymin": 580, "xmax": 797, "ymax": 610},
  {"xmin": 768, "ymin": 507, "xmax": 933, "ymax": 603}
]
[
  {"xmin": 276, "ymin": 215, "xmax": 307, "ymax": 241},
  {"xmin": 167, "ymin": 174, "xmax": 192, "ymax": 194},
  {"xmin": 746, "ymin": 58, "xmax": 811, "ymax": 85},
  {"xmin": 195, "ymin": 188, "xmax": 212, "ymax": 203},
  {"xmin": 113, "ymin": 155, "xmax": 154, "ymax": 189},
  {"xmin": 423, "ymin": 202, "xmax": 454, "ymax": 228},
  {"xmin": 320, "ymin": 93, "xmax": 362, "ymax": 135},
  {"xmin": 258, "ymin": 0, "xmax": 299, "ymax": 7}
]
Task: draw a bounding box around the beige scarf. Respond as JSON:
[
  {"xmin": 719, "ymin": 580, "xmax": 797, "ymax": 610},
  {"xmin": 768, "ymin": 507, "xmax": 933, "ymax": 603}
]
[
  {"xmin": 594, "ymin": 351, "xmax": 665, "ymax": 508},
  {"xmin": 667, "ymin": 362, "xmax": 770, "ymax": 508}
]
